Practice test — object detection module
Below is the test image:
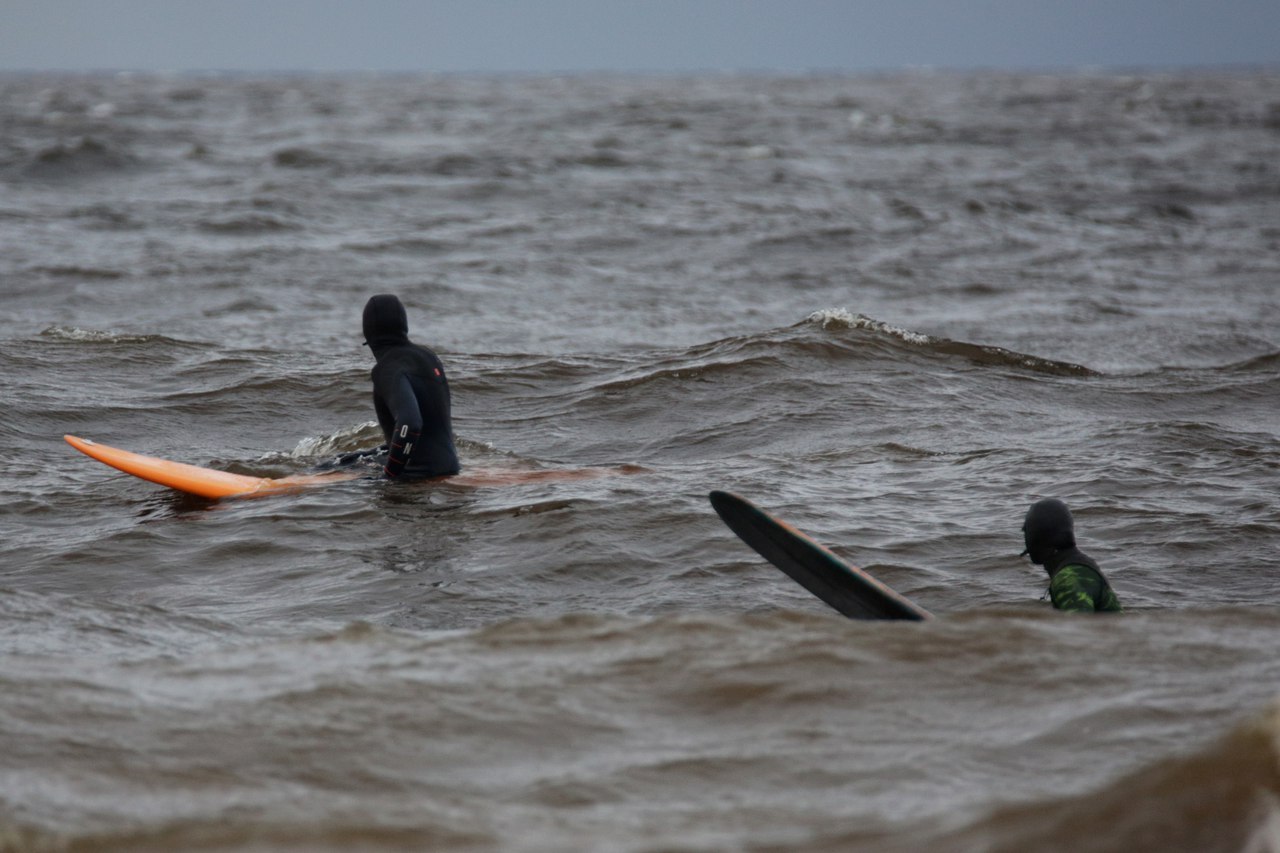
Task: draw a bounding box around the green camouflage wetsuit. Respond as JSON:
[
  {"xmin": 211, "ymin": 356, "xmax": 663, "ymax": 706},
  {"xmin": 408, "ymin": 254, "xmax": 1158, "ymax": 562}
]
[
  {"xmin": 1045, "ymin": 552, "xmax": 1123, "ymax": 613},
  {"xmin": 1023, "ymin": 498, "xmax": 1122, "ymax": 614}
]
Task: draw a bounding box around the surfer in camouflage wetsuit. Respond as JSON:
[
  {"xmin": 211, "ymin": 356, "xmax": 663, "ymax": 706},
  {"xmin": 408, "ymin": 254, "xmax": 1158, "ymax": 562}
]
[
  {"xmin": 1021, "ymin": 498, "xmax": 1122, "ymax": 613},
  {"xmin": 361, "ymin": 294, "xmax": 461, "ymax": 480}
]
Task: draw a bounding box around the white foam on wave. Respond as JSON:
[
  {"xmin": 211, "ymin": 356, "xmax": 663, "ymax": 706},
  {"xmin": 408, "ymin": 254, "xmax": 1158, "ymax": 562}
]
[
  {"xmin": 805, "ymin": 309, "xmax": 932, "ymax": 345},
  {"xmin": 288, "ymin": 421, "xmax": 382, "ymax": 459},
  {"xmin": 40, "ymin": 326, "xmax": 156, "ymax": 344}
]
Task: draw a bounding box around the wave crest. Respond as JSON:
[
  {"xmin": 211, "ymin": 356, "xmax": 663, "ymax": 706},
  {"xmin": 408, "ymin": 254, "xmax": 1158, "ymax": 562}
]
[
  {"xmin": 805, "ymin": 308, "xmax": 932, "ymax": 344},
  {"xmin": 24, "ymin": 136, "xmax": 138, "ymax": 178},
  {"xmin": 929, "ymin": 701, "xmax": 1280, "ymax": 853},
  {"xmin": 285, "ymin": 422, "xmax": 383, "ymax": 460},
  {"xmin": 580, "ymin": 310, "xmax": 1096, "ymax": 398},
  {"xmin": 805, "ymin": 308, "xmax": 1097, "ymax": 377},
  {"xmin": 39, "ymin": 326, "xmax": 184, "ymax": 346}
]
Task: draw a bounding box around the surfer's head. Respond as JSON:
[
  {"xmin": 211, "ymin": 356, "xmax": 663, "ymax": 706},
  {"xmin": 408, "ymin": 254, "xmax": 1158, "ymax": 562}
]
[
  {"xmin": 1021, "ymin": 498, "xmax": 1076, "ymax": 565},
  {"xmin": 362, "ymin": 294, "xmax": 410, "ymax": 352}
]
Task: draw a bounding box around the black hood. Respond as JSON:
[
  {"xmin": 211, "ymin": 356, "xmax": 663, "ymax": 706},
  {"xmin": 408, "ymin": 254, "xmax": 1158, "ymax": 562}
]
[
  {"xmin": 1021, "ymin": 498, "xmax": 1076, "ymax": 566},
  {"xmin": 362, "ymin": 294, "xmax": 410, "ymax": 352}
]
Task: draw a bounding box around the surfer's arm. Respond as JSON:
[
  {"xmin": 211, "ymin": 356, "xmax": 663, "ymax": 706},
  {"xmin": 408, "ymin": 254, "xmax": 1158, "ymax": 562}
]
[{"xmin": 379, "ymin": 374, "xmax": 423, "ymax": 478}]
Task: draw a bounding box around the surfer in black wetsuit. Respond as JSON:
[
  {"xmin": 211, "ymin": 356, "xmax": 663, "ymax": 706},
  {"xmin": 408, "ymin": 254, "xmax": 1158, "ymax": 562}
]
[
  {"xmin": 1022, "ymin": 498, "xmax": 1122, "ymax": 613},
  {"xmin": 361, "ymin": 294, "xmax": 461, "ymax": 480}
]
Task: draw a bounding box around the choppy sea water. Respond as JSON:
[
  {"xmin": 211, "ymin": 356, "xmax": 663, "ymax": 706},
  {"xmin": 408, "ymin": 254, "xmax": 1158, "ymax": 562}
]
[{"xmin": 1, "ymin": 70, "xmax": 1278, "ymax": 851}]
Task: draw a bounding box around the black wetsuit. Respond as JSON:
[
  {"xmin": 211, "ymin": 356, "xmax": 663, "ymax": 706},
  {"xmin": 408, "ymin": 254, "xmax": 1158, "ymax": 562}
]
[{"xmin": 363, "ymin": 294, "xmax": 460, "ymax": 480}]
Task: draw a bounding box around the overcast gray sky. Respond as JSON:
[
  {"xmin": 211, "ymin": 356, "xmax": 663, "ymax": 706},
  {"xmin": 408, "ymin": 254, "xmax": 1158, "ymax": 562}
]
[{"xmin": 3, "ymin": 0, "xmax": 1277, "ymax": 73}]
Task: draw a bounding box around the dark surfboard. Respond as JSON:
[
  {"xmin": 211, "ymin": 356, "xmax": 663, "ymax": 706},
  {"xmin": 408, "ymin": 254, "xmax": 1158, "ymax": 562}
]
[{"xmin": 709, "ymin": 490, "xmax": 932, "ymax": 621}]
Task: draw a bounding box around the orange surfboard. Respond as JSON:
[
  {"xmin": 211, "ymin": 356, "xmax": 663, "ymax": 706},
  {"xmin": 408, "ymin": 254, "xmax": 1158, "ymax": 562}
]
[
  {"xmin": 65, "ymin": 435, "xmax": 360, "ymax": 499},
  {"xmin": 66, "ymin": 434, "xmax": 646, "ymax": 499}
]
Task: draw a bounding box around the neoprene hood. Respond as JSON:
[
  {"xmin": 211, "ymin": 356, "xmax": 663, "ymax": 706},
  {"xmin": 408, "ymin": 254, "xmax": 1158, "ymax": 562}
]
[
  {"xmin": 1021, "ymin": 498, "xmax": 1076, "ymax": 565},
  {"xmin": 363, "ymin": 294, "xmax": 410, "ymax": 350}
]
